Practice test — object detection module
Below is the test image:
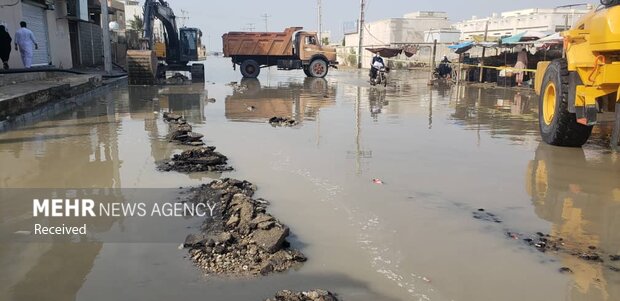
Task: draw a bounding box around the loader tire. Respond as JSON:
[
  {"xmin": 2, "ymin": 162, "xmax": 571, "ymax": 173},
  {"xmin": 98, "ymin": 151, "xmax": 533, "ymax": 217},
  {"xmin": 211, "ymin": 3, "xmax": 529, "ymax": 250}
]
[
  {"xmin": 240, "ymin": 60, "xmax": 260, "ymax": 78},
  {"xmin": 539, "ymin": 59, "xmax": 592, "ymax": 147}
]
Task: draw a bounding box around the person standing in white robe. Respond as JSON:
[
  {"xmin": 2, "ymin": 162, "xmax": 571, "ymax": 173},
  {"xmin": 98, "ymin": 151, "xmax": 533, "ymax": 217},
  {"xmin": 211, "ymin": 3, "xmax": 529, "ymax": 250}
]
[{"xmin": 14, "ymin": 21, "xmax": 38, "ymax": 68}]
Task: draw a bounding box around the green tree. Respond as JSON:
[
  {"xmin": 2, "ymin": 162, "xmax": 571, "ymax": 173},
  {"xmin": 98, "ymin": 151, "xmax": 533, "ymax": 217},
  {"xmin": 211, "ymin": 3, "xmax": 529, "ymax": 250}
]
[{"xmin": 128, "ymin": 15, "xmax": 144, "ymax": 33}]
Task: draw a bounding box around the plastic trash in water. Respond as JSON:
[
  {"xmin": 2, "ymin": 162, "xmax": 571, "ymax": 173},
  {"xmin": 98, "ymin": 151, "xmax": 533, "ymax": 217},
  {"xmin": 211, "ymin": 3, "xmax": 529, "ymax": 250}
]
[{"xmin": 372, "ymin": 178, "xmax": 384, "ymax": 185}]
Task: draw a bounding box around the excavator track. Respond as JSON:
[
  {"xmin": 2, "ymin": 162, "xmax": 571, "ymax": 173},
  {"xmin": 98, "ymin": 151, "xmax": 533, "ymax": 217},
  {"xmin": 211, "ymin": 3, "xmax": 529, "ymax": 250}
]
[{"xmin": 127, "ymin": 50, "xmax": 158, "ymax": 85}]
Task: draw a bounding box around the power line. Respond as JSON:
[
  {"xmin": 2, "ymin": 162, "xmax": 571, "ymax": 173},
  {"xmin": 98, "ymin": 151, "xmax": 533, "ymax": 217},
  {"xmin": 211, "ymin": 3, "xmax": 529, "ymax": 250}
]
[
  {"xmin": 243, "ymin": 23, "xmax": 255, "ymax": 32},
  {"xmin": 317, "ymin": 0, "xmax": 322, "ymax": 42},
  {"xmin": 260, "ymin": 13, "xmax": 271, "ymax": 31}
]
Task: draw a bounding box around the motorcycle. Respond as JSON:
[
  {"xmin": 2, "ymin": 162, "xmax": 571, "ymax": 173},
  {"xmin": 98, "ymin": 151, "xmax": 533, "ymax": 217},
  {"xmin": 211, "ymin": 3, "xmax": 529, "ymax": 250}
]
[
  {"xmin": 433, "ymin": 63, "xmax": 456, "ymax": 83},
  {"xmin": 370, "ymin": 66, "xmax": 389, "ymax": 87}
]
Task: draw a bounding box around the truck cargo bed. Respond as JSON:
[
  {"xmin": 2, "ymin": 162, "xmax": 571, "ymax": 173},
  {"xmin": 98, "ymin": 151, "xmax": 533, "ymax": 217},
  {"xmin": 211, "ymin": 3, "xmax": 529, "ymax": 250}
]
[{"xmin": 223, "ymin": 27, "xmax": 301, "ymax": 57}]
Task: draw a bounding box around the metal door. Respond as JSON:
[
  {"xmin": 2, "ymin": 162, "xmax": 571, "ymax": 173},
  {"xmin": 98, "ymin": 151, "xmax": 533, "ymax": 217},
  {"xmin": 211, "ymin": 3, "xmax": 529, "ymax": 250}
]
[{"xmin": 21, "ymin": 2, "xmax": 51, "ymax": 66}]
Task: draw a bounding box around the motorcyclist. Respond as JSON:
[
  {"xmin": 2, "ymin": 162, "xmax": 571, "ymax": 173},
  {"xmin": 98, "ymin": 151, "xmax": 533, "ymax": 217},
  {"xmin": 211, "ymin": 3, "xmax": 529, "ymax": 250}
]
[
  {"xmin": 437, "ymin": 56, "xmax": 452, "ymax": 78},
  {"xmin": 370, "ymin": 54, "xmax": 385, "ymax": 81}
]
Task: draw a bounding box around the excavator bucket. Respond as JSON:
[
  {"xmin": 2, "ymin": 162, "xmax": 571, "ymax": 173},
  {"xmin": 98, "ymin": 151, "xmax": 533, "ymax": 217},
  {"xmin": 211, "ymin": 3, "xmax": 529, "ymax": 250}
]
[{"xmin": 127, "ymin": 50, "xmax": 158, "ymax": 85}]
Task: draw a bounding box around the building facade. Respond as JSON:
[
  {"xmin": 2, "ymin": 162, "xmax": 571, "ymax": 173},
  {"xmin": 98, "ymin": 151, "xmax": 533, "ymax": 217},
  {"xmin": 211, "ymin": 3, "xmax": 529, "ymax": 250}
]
[
  {"xmin": 340, "ymin": 11, "xmax": 455, "ymax": 68},
  {"xmin": 0, "ymin": 0, "xmax": 126, "ymax": 69},
  {"xmin": 344, "ymin": 11, "xmax": 452, "ymax": 47},
  {"xmin": 453, "ymin": 6, "xmax": 593, "ymax": 41},
  {"xmin": 0, "ymin": 0, "xmax": 73, "ymax": 68}
]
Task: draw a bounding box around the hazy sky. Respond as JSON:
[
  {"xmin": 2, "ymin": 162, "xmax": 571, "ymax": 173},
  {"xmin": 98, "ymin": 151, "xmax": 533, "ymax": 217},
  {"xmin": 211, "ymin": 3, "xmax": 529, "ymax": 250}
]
[{"xmin": 167, "ymin": 0, "xmax": 594, "ymax": 50}]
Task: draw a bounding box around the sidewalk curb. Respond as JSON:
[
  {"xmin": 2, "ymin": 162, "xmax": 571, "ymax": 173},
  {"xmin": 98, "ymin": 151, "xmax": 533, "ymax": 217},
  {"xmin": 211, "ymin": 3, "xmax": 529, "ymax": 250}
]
[{"xmin": 0, "ymin": 77, "xmax": 128, "ymax": 132}]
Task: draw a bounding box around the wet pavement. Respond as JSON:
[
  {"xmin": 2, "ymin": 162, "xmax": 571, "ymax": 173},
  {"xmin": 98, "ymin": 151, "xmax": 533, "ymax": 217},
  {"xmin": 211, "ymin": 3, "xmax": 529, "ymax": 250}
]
[{"xmin": 1, "ymin": 57, "xmax": 620, "ymax": 301}]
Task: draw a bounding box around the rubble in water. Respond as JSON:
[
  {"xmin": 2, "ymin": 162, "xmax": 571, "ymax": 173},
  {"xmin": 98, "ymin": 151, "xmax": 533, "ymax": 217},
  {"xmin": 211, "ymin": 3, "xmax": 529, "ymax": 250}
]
[
  {"xmin": 269, "ymin": 117, "xmax": 298, "ymax": 127},
  {"xmin": 183, "ymin": 178, "xmax": 307, "ymax": 276},
  {"xmin": 163, "ymin": 73, "xmax": 191, "ymax": 85},
  {"xmin": 158, "ymin": 147, "xmax": 232, "ymax": 173},
  {"xmin": 472, "ymin": 208, "xmax": 502, "ymax": 223},
  {"xmin": 475, "ymin": 209, "xmax": 620, "ymax": 272},
  {"xmin": 163, "ymin": 112, "xmax": 205, "ymax": 145},
  {"xmin": 265, "ymin": 290, "xmax": 339, "ymax": 301}
]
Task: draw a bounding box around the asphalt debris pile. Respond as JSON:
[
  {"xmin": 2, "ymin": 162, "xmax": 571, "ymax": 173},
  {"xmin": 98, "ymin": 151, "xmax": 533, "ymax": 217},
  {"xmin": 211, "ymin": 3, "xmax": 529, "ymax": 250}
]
[
  {"xmin": 183, "ymin": 178, "xmax": 307, "ymax": 276},
  {"xmin": 164, "ymin": 73, "xmax": 191, "ymax": 85},
  {"xmin": 269, "ymin": 117, "xmax": 298, "ymax": 127},
  {"xmin": 265, "ymin": 290, "xmax": 339, "ymax": 301},
  {"xmin": 163, "ymin": 112, "xmax": 205, "ymax": 146},
  {"xmin": 474, "ymin": 208, "xmax": 620, "ymax": 273},
  {"xmin": 159, "ymin": 147, "xmax": 232, "ymax": 173},
  {"xmin": 472, "ymin": 208, "xmax": 502, "ymax": 223}
]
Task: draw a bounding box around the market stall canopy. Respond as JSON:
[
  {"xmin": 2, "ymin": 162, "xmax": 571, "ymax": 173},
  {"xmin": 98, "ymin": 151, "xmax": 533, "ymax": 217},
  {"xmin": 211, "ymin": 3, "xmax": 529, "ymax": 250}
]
[
  {"xmin": 448, "ymin": 41, "xmax": 474, "ymax": 54},
  {"xmin": 501, "ymin": 32, "xmax": 526, "ymax": 45},
  {"xmin": 365, "ymin": 47, "xmax": 403, "ymax": 58},
  {"xmin": 472, "ymin": 35, "xmax": 500, "ymax": 43},
  {"xmin": 536, "ymin": 32, "xmax": 562, "ymax": 43},
  {"xmin": 403, "ymin": 45, "xmax": 419, "ymax": 57}
]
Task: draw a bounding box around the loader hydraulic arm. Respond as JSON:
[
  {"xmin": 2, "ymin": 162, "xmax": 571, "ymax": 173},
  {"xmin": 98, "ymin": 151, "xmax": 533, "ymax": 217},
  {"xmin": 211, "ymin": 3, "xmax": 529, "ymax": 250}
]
[{"xmin": 143, "ymin": 0, "xmax": 180, "ymax": 63}]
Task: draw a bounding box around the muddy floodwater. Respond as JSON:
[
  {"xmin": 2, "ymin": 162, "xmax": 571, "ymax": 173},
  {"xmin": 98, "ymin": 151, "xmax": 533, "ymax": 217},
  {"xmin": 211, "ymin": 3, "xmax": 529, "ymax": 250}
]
[{"xmin": 1, "ymin": 57, "xmax": 620, "ymax": 301}]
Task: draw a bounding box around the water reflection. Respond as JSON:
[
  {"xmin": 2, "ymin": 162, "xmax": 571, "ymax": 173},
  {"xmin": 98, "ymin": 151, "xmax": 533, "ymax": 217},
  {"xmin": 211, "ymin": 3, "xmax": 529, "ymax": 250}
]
[
  {"xmin": 224, "ymin": 78, "xmax": 336, "ymax": 123},
  {"xmin": 451, "ymin": 86, "xmax": 539, "ymax": 142},
  {"xmin": 526, "ymin": 143, "xmax": 620, "ymax": 300}
]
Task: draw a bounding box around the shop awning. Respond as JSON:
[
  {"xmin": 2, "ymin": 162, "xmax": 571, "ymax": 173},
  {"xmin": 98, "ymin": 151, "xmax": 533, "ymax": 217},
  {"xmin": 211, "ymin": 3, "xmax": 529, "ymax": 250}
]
[{"xmin": 365, "ymin": 47, "xmax": 403, "ymax": 58}]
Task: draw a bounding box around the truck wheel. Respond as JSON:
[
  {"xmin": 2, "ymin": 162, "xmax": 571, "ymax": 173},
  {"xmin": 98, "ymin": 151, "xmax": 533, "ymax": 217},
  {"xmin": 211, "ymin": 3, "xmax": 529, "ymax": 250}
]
[
  {"xmin": 240, "ymin": 60, "xmax": 260, "ymax": 78},
  {"xmin": 539, "ymin": 59, "xmax": 592, "ymax": 147},
  {"xmin": 303, "ymin": 67, "xmax": 312, "ymax": 77},
  {"xmin": 308, "ymin": 59, "xmax": 328, "ymax": 78}
]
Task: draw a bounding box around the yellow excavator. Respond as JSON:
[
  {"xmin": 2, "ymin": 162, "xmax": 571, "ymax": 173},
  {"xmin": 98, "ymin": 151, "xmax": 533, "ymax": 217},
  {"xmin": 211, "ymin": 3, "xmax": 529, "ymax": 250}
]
[
  {"xmin": 535, "ymin": 1, "xmax": 620, "ymax": 148},
  {"xmin": 126, "ymin": 0, "xmax": 205, "ymax": 85}
]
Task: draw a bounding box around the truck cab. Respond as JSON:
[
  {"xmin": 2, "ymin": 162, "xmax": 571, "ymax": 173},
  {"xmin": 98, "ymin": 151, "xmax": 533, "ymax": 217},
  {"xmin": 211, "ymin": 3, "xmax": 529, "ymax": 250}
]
[
  {"xmin": 294, "ymin": 31, "xmax": 337, "ymax": 66},
  {"xmin": 179, "ymin": 27, "xmax": 203, "ymax": 63}
]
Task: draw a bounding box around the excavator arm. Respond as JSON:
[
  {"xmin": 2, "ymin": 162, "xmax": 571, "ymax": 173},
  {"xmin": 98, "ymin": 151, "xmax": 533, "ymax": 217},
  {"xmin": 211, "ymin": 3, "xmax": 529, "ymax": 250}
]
[{"xmin": 143, "ymin": 0, "xmax": 180, "ymax": 64}]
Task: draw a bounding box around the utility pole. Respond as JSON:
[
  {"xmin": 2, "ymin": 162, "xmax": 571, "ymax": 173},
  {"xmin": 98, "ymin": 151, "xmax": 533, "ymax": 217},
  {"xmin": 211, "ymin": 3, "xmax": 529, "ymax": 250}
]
[
  {"xmin": 479, "ymin": 20, "xmax": 489, "ymax": 83},
  {"xmin": 243, "ymin": 23, "xmax": 255, "ymax": 32},
  {"xmin": 317, "ymin": 0, "xmax": 322, "ymax": 42},
  {"xmin": 101, "ymin": 0, "xmax": 112, "ymax": 73},
  {"xmin": 357, "ymin": 0, "xmax": 365, "ymax": 69},
  {"xmin": 261, "ymin": 13, "xmax": 271, "ymax": 31}
]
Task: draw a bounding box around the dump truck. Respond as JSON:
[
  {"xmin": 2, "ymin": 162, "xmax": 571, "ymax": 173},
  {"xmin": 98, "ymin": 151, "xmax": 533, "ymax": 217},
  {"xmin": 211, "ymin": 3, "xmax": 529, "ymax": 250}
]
[
  {"xmin": 222, "ymin": 27, "xmax": 338, "ymax": 78},
  {"xmin": 535, "ymin": 1, "xmax": 620, "ymax": 148}
]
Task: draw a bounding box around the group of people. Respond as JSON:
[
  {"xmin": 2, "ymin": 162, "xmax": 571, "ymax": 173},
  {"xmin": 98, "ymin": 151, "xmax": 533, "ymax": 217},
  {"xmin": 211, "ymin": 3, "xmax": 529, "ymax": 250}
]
[{"xmin": 0, "ymin": 21, "xmax": 39, "ymax": 70}]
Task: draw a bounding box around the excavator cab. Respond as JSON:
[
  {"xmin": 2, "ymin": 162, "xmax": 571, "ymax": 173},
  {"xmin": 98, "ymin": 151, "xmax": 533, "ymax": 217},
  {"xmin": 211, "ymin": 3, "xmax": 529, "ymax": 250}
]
[{"xmin": 179, "ymin": 28, "xmax": 202, "ymax": 63}]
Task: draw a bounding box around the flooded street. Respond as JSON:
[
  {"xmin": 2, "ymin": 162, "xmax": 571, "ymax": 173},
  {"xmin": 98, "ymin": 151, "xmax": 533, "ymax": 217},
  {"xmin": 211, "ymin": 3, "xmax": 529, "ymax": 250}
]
[{"xmin": 1, "ymin": 57, "xmax": 620, "ymax": 301}]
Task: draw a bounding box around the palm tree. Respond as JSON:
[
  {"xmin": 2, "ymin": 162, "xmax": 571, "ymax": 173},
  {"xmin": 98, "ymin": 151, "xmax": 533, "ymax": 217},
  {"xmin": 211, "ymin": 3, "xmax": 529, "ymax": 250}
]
[{"xmin": 128, "ymin": 15, "xmax": 144, "ymax": 33}]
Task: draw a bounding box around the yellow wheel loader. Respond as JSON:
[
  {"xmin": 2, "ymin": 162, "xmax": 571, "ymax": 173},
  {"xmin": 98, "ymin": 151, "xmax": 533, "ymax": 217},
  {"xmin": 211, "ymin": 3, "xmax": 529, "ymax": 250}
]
[{"xmin": 535, "ymin": 1, "xmax": 620, "ymax": 148}]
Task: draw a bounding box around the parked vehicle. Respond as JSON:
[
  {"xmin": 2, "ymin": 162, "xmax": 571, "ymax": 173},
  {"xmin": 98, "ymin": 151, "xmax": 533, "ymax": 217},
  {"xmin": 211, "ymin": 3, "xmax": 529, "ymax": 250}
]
[
  {"xmin": 126, "ymin": 0, "xmax": 205, "ymax": 85},
  {"xmin": 534, "ymin": 0, "xmax": 620, "ymax": 148},
  {"xmin": 222, "ymin": 27, "xmax": 338, "ymax": 78}
]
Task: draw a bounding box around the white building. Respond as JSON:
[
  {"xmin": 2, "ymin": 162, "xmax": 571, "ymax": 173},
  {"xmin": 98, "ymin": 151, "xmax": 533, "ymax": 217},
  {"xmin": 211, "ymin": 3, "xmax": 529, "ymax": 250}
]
[
  {"xmin": 454, "ymin": 6, "xmax": 593, "ymax": 41},
  {"xmin": 340, "ymin": 11, "xmax": 456, "ymax": 68},
  {"xmin": 424, "ymin": 28, "xmax": 460, "ymax": 43},
  {"xmin": 344, "ymin": 11, "xmax": 452, "ymax": 47}
]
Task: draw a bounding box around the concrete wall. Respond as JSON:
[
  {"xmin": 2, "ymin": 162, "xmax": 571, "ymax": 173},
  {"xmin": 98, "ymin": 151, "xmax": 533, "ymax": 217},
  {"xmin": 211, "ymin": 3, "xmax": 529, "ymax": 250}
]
[
  {"xmin": 78, "ymin": 22, "xmax": 103, "ymax": 66},
  {"xmin": 47, "ymin": 0, "xmax": 73, "ymax": 69},
  {"xmin": 0, "ymin": 0, "xmax": 73, "ymax": 69}
]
